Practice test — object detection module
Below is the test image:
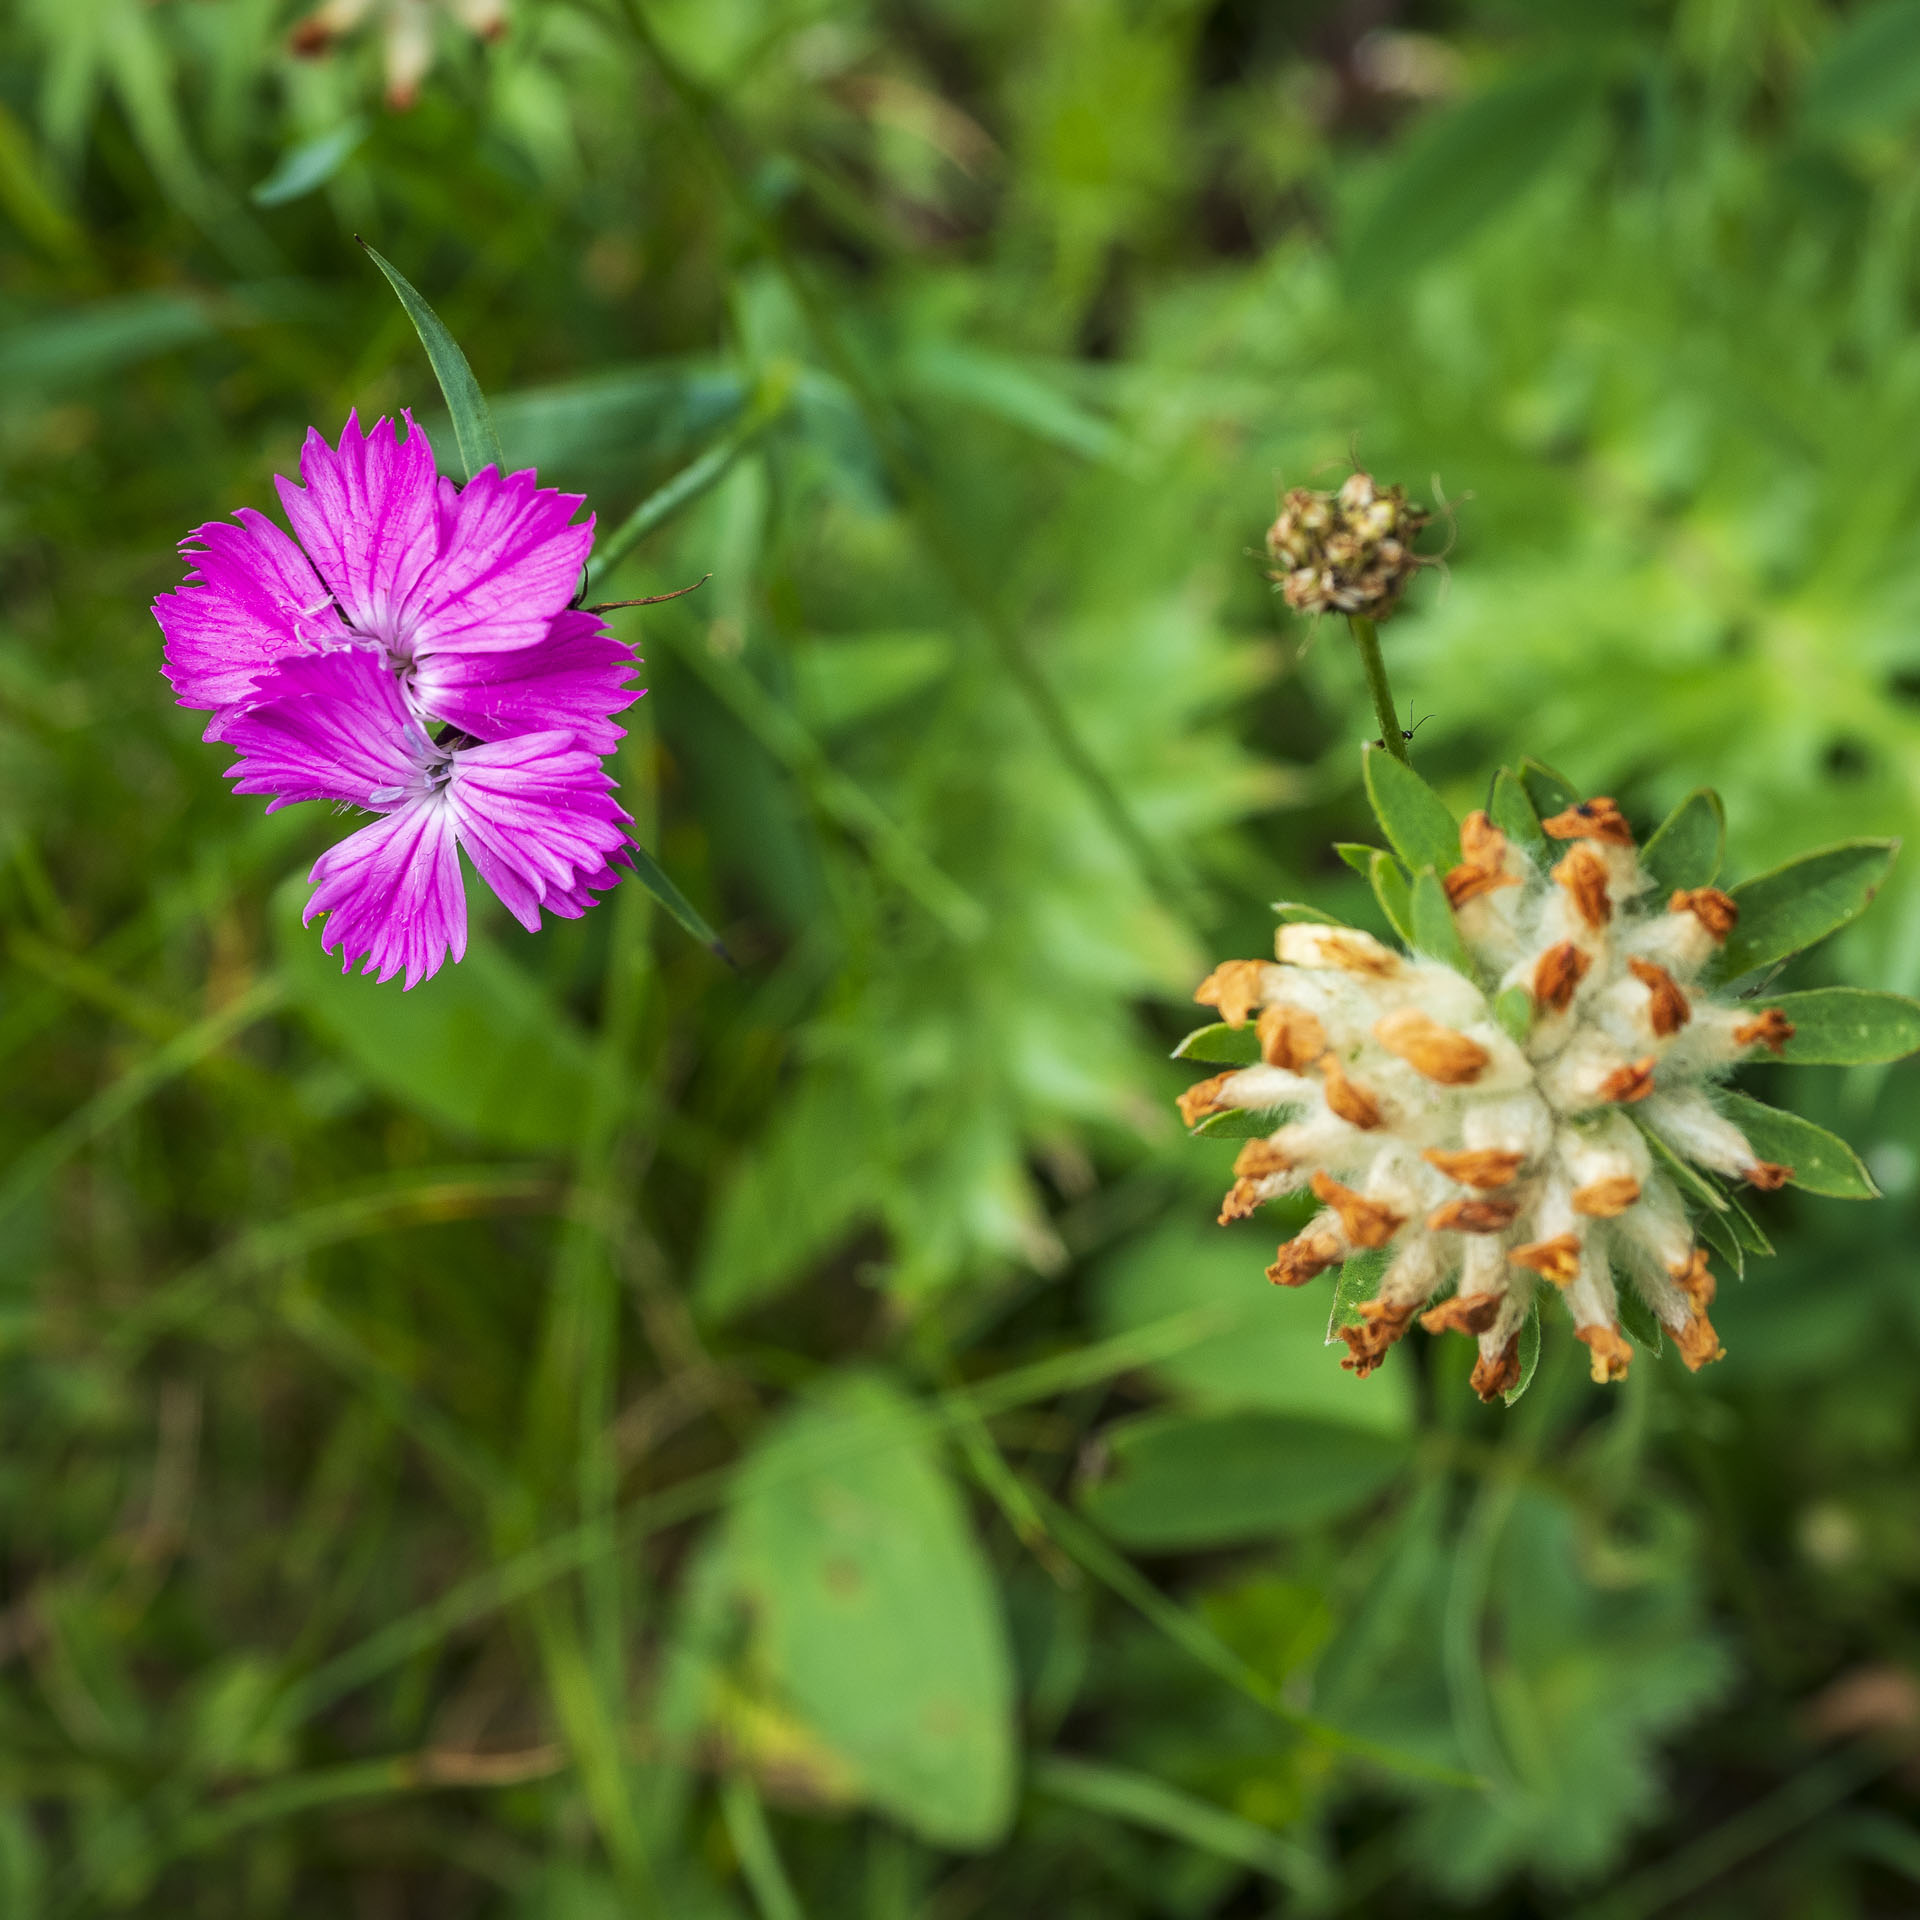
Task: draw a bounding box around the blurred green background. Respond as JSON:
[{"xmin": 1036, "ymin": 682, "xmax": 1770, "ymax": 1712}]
[{"xmin": 6, "ymin": 0, "xmax": 1920, "ymax": 1912}]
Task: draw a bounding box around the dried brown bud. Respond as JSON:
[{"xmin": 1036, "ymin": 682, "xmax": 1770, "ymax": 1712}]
[
  {"xmin": 1670, "ymin": 887, "xmax": 1738, "ymax": 939},
  {"xmin": 1422, "ymin": 1146, "xmax": 1526, "ymax": 1188},
  {"xmin": 1309, "ymin": 1171, "xmax": 1404, "ymax": 1248},
  {"xmin": 1628, "ymin": 958, "xmax": 1692, "ymax": 1037},
  {"xmin": 1572, "ymin": 1176, "xmax": 1641, "ymax": 1217},
  {"xmin": 1597, "ymin": 1056, "xmax": 1657, "ymax": 1105},
  {"xmin": 1233, "ymin": 1139, "xmax": 1293, "ymax": 1178},
  {"xmin": 1194, "ymin": 959, "xmax": 1268, "ymax": 1027},
  {"xmin": 1533, "ymin": 939, "xmax": 1591, "ymax": 1013},
  {"xmin": 1176, "ymin": 1073, "xmax": 1234, "ymax": 1129},
  {"xmin": 1428, "ymin": 1197, "xmax": 1521, "ymax": 1234},
  {"xmin": 1471, "ymin": 1335, "xmax": 1523, "ymax": 1402},
  {"xmin": 1553, "ymin": 846, "xmax": 1613, "ymax": 931},
  {"xmin": 1668, "ymin": 1250, "xmax": 1726, "ymax": 1371},
  {"xmin": 1510, "ymin": 1234, "xmax": 1582, "ymax": 1285},
  {"xmin": 1372, "ymin": 1007, "xmax": 1491, "ymax": 1085},
  {"xmin": 1575, "ymin": 1322, "xmax": 1633, "ymax": 1383},
  {"xmin": 1420, "ymin": 1292, "xmax": 1503, "ymax": 1336},
  {"xmin": 1267, "ymin": 1227, "xmax": 1344, "ymax": 1288},
  {"xmin": 1744, "ymin": 1160, "xmax": 1793, "ymax": 1191},
  {"xmin": 1734, "ymin": 1008, "xmax": 1796, "ymax": 1056},
  {"xmin": 1444, "ymin": 811, "xmax": 1522, "ymax": 907},
  {"xmin": 1336, "ymin": 1298, "xmax": 1419, "ymax": 1375},
  {"xmin": 1541, "ymin": 796, "xmax": 1635, "ymax": 848},
  {"xmin": 1318, "ymin": 1052, "xmax": 1384, "ymax": 1130},
  {"xmin": 1258, "ymin": 1003, "xmax": 1327, "ymax": 1071}
]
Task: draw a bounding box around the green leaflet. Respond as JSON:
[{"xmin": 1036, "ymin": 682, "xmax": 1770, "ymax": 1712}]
[
  {"xmin": 1081, "ymin": 1410, "xmax": 1412, "ymax": 1549},
  {"xmin": 1716, "ymin": 1089, "xmax": 1880, "ymax": 1200},
  {"xmin": 1800, "ymin": 0, "xmax": 1920, "ymax": 136},
  {"xmin": 1617, "ymin": 1284, "xmax": 1664, "ymax": 1355},
  {"xmin": 1693, "ymin": 1201, "xmax": 1745, "ymax": 1279},
  {"xmin": 1748, "ymin": 988, "xmax": 1920, "ymax": 1065},
  {"xmin": 1504, "ymin": 1303, "xmax": 1541, "ymax": 1406},
  {"xmin": 1335, "ymin": 841, "xmax": 1382, "ymax": 877},
  {"xmin": 1370, "ymin": 850, "xmax": 1414, "ymax": 944},
  {"xmin": 1172, "ymin": 1023, "xmax": 1260, "ymax": 1066},
  {"xmin": 1363, "ymin": 744, "xmax": 1460, "ymax": 875},
  {"xmin": 1720, "ymin": 839, "xmax": 1899, "ymax": 978},
  {"xmin": 1639, "ymin": 788, "xmax": 1725, "ymax": 892},
  {"xmin": 1274, "ymin": 899, "xmax": 1358, "ymax": 927},
  {"xmin": 1518, "ymin": 755, "xmax": 1577, "ymax": 819},
  {"xmin": 1410, "ymin": 867, "xmax": 1474, "ymax": 975},
  {"xmin": 724, "ymin": 1373, "xmax": 1016, "ymax": 1848},
  {"xmin": 1488, "ymin": 765, "xmax": 1547, "ymax": 856},
  {"xmin": 1326, "ymin": 1247, "xmax": 1394, "ymax": 1339},
  {"xmin": 251, "ymin": 118, "xmax": 367, "ymax": 206},
  {"xmin": 1196, "ymin": 1104, "xmax": 1298, "ymax": 1139},
  {"xmin": 1494, "ymin": 984, "xmax": 1533, "ymax": 1045},
  {"xmin": 273, "ymin": 877, "xmax": 598, "ymax": 1153},
  {"xmin": 359, "ymin": 239, "xmax": 504, "ymax": 481},
  {"xmin": 1722, "ymin": 1186, "xmax": 1775, "ymax": 1258}
]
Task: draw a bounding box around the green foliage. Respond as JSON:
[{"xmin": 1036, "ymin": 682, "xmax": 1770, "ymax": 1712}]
[
  {"xmin": 5, "ymin": 2, "xmax": 1920, "ymax": 1914},
  {"xmin": 1717, "ymin": 1089, "xmax": 1881, "ymax": 1200},
  {"xmin": 1640, "ymin": 787, "xmax": 1726, "ymax": 892}
]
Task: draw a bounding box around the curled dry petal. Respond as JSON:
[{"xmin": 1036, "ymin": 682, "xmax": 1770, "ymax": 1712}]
[
  {"xmin": 1234, "ymin": 1140, "xmax": 1292, "ymax": 1178},
  {"xmin": 1372, "ymin": 1007, "xmax": 1490, "ymax": 1085},
  {"xmin": 1575, "ymin": 1323, "xmax": 1634, "ymax": 1382},
  {"xmin": 1553, "ymin": 845, "xmax": 1613, "ymax": 930},
  {"xmin": 1420, "ymin": 1293, "xmax": 1503, "ymax": 1336},
  {"xmin": 1428, "ymin": 1197, "xmax": 1520, "ymax": 1233},
  {"xmin": 1444, "ymin": 811, "xmax": 1522, "ymax": 907},
  {"xmin": 1337, "ymin": 1299, "xmax": 1419, "ymax": 1375},
  {"xmin": 1259, "ymin": 1003, "xmax": 1327, "ymax": 1070},
  {"xmin": 1670, "ymin": 887, "xmax": 1738, "ymax": 939},
  {"xmin": 1471, "ymin": 1334, "xmax": 1523, "ymax": 1402},
  {"xmin": 1628, "ymin": 958, "xmax": 1692, "ymax": 1036},
  {"xmin": 1194, "ymin": 959, "xmax": 1268, "ymax": 1027},
  {"xmin": 1670, "ymin": 1248, "xmax": 1726, "ymax": 1371},
  {"xmin": 1533, "ymin": 939, "xmax": 1591, "ymax": 1013},
  {"xmin": 1572, "ymin": 1176, "xmax": 1642, "ymax": 1217},
  {"xmin": 1267, "ymin": 1226, "xmax": 1345, "ymax": 1288},
  {"xmin": 1597, "ymin": 1056, "xmax": 1657, "ymax": 1104},
  {"xmin": 1733, "ymin": 1008, "xmax": 1796, "ymax": 1055},
  {"xmin": 1541, "ymin": 796, "xmax": 1635, "ymax": 847},
  {"xmin": 1318, "ymin": 1051, "xmax": 1385, "ymax": 1129},
  {"xmin": 1745, "ymin": 1160, "xmax": 1794, "ymax": 1190},
  {"xmin": 1423, "ymin": 1146, "xmax": 1527, "ymax": 1188},
  {"xmin": 1310, "ymin": 1171, "xmax": 1403, "ymax": 1248},
  {"xmin": 1176, "ymin": 1072, "xmax": 1234, "ymax": 1128},
  {"xmin": 1510, "ymin": 1234, "xmax": 1582, "ymax": 1285},
  {"xmin": 1277, "ymin": 923, "xmax": 1401, "ymax": 978}
]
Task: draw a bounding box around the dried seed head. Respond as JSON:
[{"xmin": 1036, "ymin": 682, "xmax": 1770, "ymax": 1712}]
[{"xmin": 1263, "ymin": 472, "xmax": 1433, "ymax": 620}]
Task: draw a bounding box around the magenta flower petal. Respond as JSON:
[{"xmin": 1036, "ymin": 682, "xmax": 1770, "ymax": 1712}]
[
  {"xmin": 445, "ymin": 732, "xmax": 631, "ymax": 934},
  {"xmin": 410, "ymin": 609, "xmax": 640, "ymax": 751},
  {"xmin": 154, "ymin": 508, "xmax": 351, "ymax": 735},
  {"xmin": 539, "ymin": 855, "xmax": 630, "ymax": 921},
  {"xmin": 402, "ymin": 465, "xmax": 595, "ymax": 659},
  {"xmin": 274, "ymin": 411, "xmax": 440, "ymax": 645},
  {"xmin": 222, "ymin": 649, "xmax": 424, "ymax": 811},
  {"xmin": 305, "ymin": 798, "xmax": 467, "ymax": 989}
]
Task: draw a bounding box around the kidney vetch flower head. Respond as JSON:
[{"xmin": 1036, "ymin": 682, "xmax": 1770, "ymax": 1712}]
[
  {"xmin": 1176, "ymin": 751, "xmax": 1904, "ymax": 1402},
  {"xmin": 152, "ymin": 412, "xmax": 643, "ymax": 987}
]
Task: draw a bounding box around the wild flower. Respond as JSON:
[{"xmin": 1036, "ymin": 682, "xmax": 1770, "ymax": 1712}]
[{"xmin": 289, "ymin": 0, "xmax": 506, "ymax": 110}]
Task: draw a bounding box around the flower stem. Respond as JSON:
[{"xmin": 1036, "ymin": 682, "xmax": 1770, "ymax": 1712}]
[{"xmin": 1349, "ymin": 614, "xmax": 1409, "ymax": 764}]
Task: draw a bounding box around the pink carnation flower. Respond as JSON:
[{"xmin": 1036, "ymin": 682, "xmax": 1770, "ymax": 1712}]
[
  {"xmin": 223, "ymin": 649, "xmax": 632, "ymax": 989},
  {"xmin": 153, "ymin": 410, "xmax": 638, "ymax": 749}
]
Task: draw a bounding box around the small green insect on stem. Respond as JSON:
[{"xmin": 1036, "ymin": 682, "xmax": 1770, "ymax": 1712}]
[{"xmin": 1349, "ymin": 614, "xmax": 1410, "ymax": 765}]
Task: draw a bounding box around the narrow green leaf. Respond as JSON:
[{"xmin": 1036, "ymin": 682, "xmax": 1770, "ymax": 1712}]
[
  {"xmin": 358, "ymin": 239, "xmax": 504, "ymax": 481},
  {"xmin": 1519, "ymin": 756, "xmax": 1577, "ymax": 818},
  {"xmin": 1326, "ymin": 1248, "xmax": 1394, "ymax": 1339},
  {"xmin": 1172, "ymin": 1023, "xmax": 1260, "ymax": 1066},
  {"xmin": 1273, "ymin": 899, "xmax": 1357, "ymax": 927},
  {"xmin": 1494, "ymin": 983, "xmax": 1533, "ymax": 1045},
  {"xmin": 1488, "ymin": 765, "xmax": 1547, "ymax": 856},
  {"xmin": 1409, "ymin": 867, "xmax": 1473, "ymax": 974},
  {"xmin": 1721, "ymin": 839, "xmax": 1900, "ymax": 978},
  {"xmin": 620, "ymin": 840, "xmax": 732, "ymax": 961},
  {"xmin": 1722, "ymin": 1187, "xmax": 1775, "ymax": 1258},
  {"xmin": 1640, "ymin": 788, "xmax": 1725, "ymax": 892},
  {"xmin": 1503, "ymin": 1303, "xmax": 1541, "ymax": 1406},
  {"xmin": 1369, "ymin": 851, "xmax": 1414, "ymax": 944},
  {"xmin": 1335, "ymin": 842, "xmax": 1381, "ymax": 878},
  {"xmin": 1196, "ymin": 1104, "xmax": 1298, "ymax": 1140},
  {"xmin": 1748, "ymin": 988, "xmax": 1920, "ymax": 1065},
  {"xmin": 1363, "ymin": 744, "xmax": 1460, "ymax": 874},
  {"xmin": 1627, "ymin": 1111, "xmax": 1730, "ymax": 1213},
  {"xmin": 1618, "ymin": 1285, "xmax": 1664, "ymax": 1355},
  {"xmin": 251, "ymin": 118, "xmax": 368, "ymax": 206},
  {"xmin": 1693, "ymin": 1201, "xmax": 1745, "ymax": 1279},
  {"xmin": 1715, "ymin": 1090, "xmax": 1879, "ymax": 1200}
]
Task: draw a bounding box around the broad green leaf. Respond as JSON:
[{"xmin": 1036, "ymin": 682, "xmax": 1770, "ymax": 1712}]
[
  {"xmin": 727, "ymin": 1374, "xmax": 1015, "ymax": 1848},
  {"xmin": 1082, "ymin": 1410, "xmax": 1411, "ymax": 1548},
  {"xmin": 1504, "ymin": 1302, "xmax": 1541, "ymax": 1405},
  {"xmin": 1715, "ymin": 1090, "xmax": 1879, "ymax": 1200},
  {"xmin": 1639, "ymin": 788, "xmax": 1725, "ymax": 892},
  {"xmin": 1721, "ymin": 839, "xmax": 1899, "ymax": 978},
  {"xmin": 1519, "ymin": 756, "xmax": 1577, "ymax": 819},
  {"xmin": 1335, "ymin": 841, "xmax": 1381, "ymax": 878},
  {"xmin": 1172, "ymin": 1023, "xmax": 1260, "ymax": 1066},
  {"xmin": 620, "ymin": 840, "xmax": 730, "ymax": 959},
  {"xmin": 1098, "ymin": 1224, "xmax": 1413, "ymax": 1433},
  {"xmin": 359, "ymin": 239, "xmax": 504, "ymax": 482},
  {"xmin": 1488, "ymin": 765, "xmax": 1547, "ymax": 856},
  {"xmin": 1363, "ymin": 744, "xmax": 1460, "ymax": 874},
  {"xmin": 1343, "ymin": 63, "xmax": 1603, "ymax": 295},
  {"xmin": 250, "ymin": 118, "xmax": 368, "ymax": 206},
  {"xmin": 1410, "ymin": 867, "xmax": 1473, "ymax": 975},
  {"xmin": 1747, "ymin": 989, "xmax": 1920, "ymax": 1065},
  {"xmin": 1494, "ymin": 984, "xmax": 1533, "ymax": 1045},
  {"xmin": 273, "ymin": 876, "xmax": 597, "ymax": 1153},
  {"xmin": 1618, "ymin": 1284, "xmax": 1663, "ymax": 1355},
  {"xmin": 1369, "ymin": 851, "xmax": 1414, "ymax": 944},
  {"xmin": 1326, "ymin": 1246, "xmax": 1393, "ymax": 1339},
  {"xmin": 1801, "ymin": 0, "xmax": 1920, "ymax": 136},
  {"xmin": 1195, "ymin": 1103, "xmax": 1298, "ymax": 1139}
]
